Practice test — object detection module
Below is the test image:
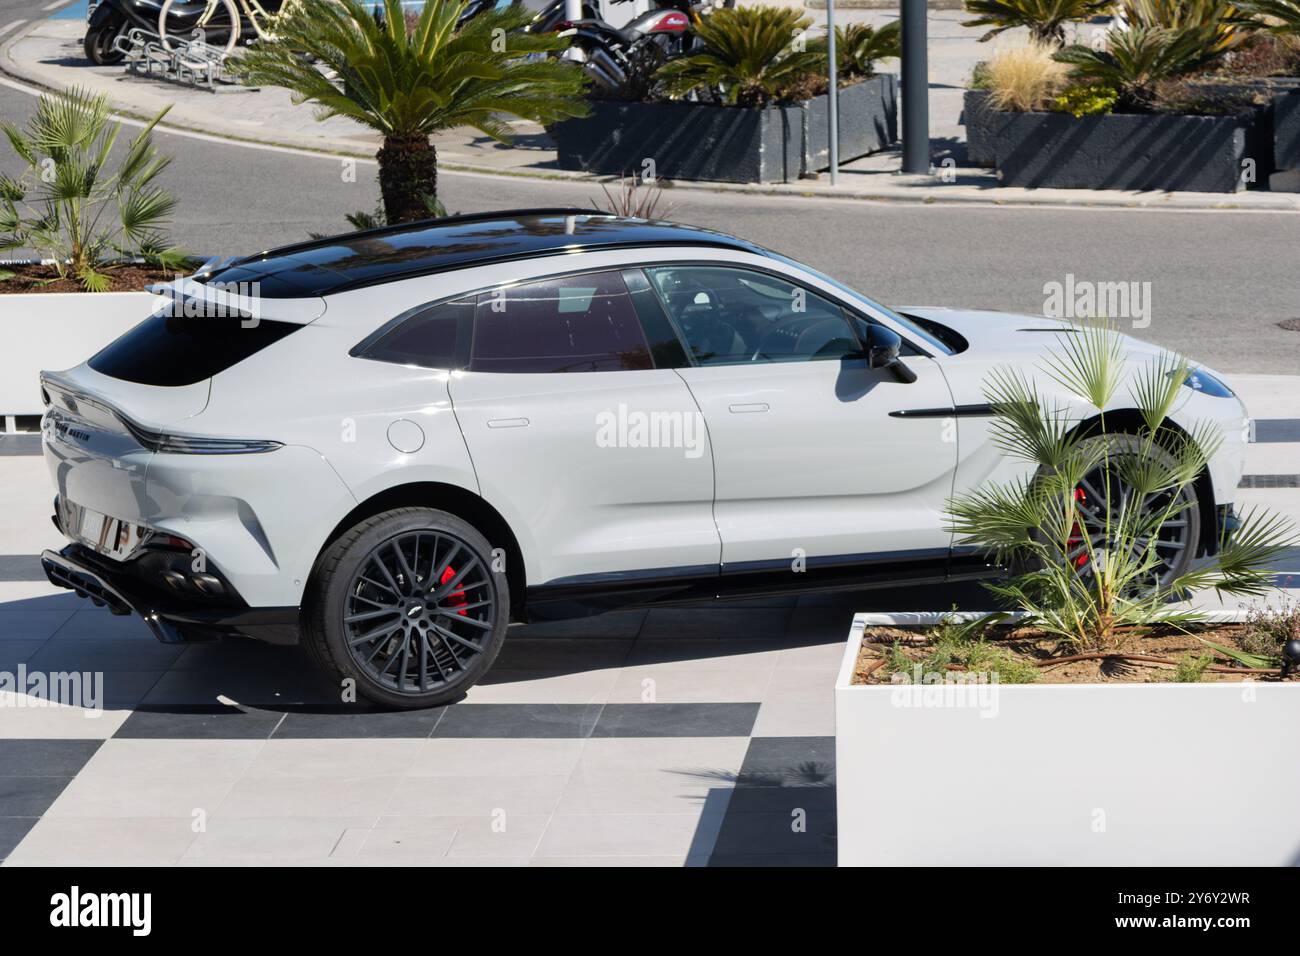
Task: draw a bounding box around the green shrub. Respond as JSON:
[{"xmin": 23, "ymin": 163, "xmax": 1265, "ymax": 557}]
[
  {"xmin": 1052, "ymin": 82, "xmax": 1119, "ymax": 115},
  {"xmin": 656, "ymin": 6, "xmax": 826, "ymax": 107},
  {"xmin": 1174, "ymin": 652, "xmax": 1214, "ymax": 682},
  {"xmin": 1055, "ymin": 25, "xmax": 1241, "ymax": 111},
  {"xmin": 822, "ymin": 20, "xmax": 901, "ymax": 80},
  {"xmin": 963, "ymin": 0, "xmax": 1113, "ymax": 46}
]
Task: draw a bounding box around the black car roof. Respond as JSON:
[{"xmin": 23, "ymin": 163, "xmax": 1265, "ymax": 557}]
[{"xmin": 200, "ymin": 208, "xmax": 770, "ymax": 298}]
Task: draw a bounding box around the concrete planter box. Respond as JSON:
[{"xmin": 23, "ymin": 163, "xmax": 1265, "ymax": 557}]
[
  {"xmin": 961, "ymin": 89, "xmax": 1011, "ymax": 168},
  {"xmin": 1274, "ymin": 88, "xmax": 1300, "ymax": 172},
  {"xmin": 835, "ymin": 611, "xmax": 1300, "ymax": 866},
  {"xmin": 0, "ymin": 292, "xmax": 159, "ymax": 417},
  {"xmin": 989, "ymin": 110, "xmax": 1254, "ymax": 192},
  {"xmin": 552, "ymin": 75, "xmax": 898, "ymax": 184}
]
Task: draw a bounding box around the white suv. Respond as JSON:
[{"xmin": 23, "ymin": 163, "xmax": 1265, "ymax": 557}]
[{"xmin": 40, "ymin": 209, "xmax": 1248, "ymax": 707}]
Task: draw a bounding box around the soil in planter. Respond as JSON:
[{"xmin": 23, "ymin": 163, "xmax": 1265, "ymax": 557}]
[
  {"xmin": 1, "ymin": 263, "xmax": 178, "ymax": 294},
  {"xmin": 853, "ymin": 622, "xmax": 1295, "ymax": 685}
]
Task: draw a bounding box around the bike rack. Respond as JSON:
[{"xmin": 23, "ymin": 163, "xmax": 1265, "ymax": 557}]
[{"xmin": 111, "ymin": 28, "xmax": 250, "ymax": 92}]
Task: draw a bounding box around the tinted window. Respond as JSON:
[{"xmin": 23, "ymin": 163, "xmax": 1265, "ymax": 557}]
[
  {"xmin": 644, "ymin": 266, "xmax": 860, "ymax": 366},
  {"xmin": 88, "ymin": 311, "xmax": 302, "ymax": 387},
  {"xmin": 470, "ymin": 272, "xmax": 654, "ymax": 373},
  {"xmin": 360, "ymin": 298, "xmax": 473, "ymax": 369}
]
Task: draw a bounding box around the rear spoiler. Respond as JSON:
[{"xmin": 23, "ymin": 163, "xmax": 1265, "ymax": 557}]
[{"xmin": 148, "ymin": 276, "xmax": 326, "ymax": 325}]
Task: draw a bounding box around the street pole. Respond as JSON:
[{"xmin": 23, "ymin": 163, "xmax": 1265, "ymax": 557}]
[
  {"xmin": 901, "ymin": 0, "xmax": 929, "ymax": 174},
  {"xmin": 826, "ymin": 0, "xmax": 838, "ymax": 185}
]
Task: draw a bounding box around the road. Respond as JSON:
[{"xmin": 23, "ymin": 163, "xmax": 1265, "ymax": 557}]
[{"xmin": 2, "ymin": 1, "xmax": 1299, "ymax": 373}]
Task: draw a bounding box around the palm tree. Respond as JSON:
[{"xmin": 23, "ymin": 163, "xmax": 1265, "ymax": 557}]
[{"xmin": 236, "ymin": 0, "xmax": 588, "ymax": 224}]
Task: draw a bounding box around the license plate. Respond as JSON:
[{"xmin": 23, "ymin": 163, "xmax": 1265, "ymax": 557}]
[{"xmin": 59, "ymin": 499, "xmax": 148, "ymax": 562}]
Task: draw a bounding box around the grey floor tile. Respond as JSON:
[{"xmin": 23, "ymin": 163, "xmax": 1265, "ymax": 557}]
[
  {"xmin": 0, "ymin": 817, "xmax": 38, "ymax": 860},
  {"xmin": 46, "ymin": 611, "xmax": 156, "ymax": 641},
  {"xmin": 271, "ymin": 708, "xmax": 445, "ymax": 739},
  {"xmin": 114, "ymin": 707, "xmax": 285, "ymax": 740},
  {"xmin": 707, "ymin": 809, "xmax": 838, "ymax": 858},
  {"xmin": 640, "ymin": 608, "xmax": 793, "ymax": 640},
  {"xmin": 707, "ymin": 852, "xmax": 835, "ymax": 867},
  {"xmin": 27, "ymin": 638, "xmax": 185, "ymax": 672},
  {"xmin": 493, "ymin": 637, "xmax": 632, "ymax": 670},
  {"xmin": 0, "ymin": 435, "xmax": 41, "ymax": 456},
  {"xmin": 736, "ymin": 736, "xmax": 836, "ymax": 787},
  {"xmin": 0, "ymin": 555, "xmax": 44, "ymax": 583},
  {"xmin": 624, "ymin": 638, "xmax": 788, "ymax": 667},
  {"xmin": 0, "ymin": 776, "xmax": 75, "ymax": 817},
  {"xmin": 1254, "ymin": 419, "xmax": 1300, "ymax": 443},
  {"xmin": 512, "ymin": 609, "xmax": 647, "ymax": 639},
  {"xmin": 431, "ymin": 703, "xmax": 605, "ymax": 738},
  {"xmin": 0, "ymin": 641, "xmax": 47, "ymax": 670},
  {"xmin": 591, "ymin": 703, "xmax": 760, "ymax": 738},
  {"xmin": 0, "ymin": 739, "xmax": 102, "ymax": 775},
  {"xmin": 140, "ymin": 664, "xmax": 339, "ymax": 707},
  {"xmin": 0, "ymin": 609, "xmax": 77, "ymax": 641}
]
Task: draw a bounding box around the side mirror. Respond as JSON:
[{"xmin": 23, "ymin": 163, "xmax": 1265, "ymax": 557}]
[
  {"xmin": 857, "ymin": 321, "xmax": 917, "ymax": 384},
  {"xmin": 864, "ymin": 323, "xmax": 902, "ymax": 369}
]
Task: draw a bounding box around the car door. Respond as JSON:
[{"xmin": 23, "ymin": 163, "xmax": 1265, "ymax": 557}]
[
  {"xmin": 642, "ymin": 263, "xmax": 960, "ymax": 576},
  {"xmin": 447, "ymin": 268, "xmax": 720, "ymax": 588}
]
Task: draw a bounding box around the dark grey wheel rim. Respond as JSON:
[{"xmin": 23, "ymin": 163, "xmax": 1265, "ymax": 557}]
[
  {"xmin": 1069, "ymin": 461, "xmax": 1192, "ymax": 590},
  {"xmin": 343, "ymin": 530, "xmax": 496, "ymax": 696}
]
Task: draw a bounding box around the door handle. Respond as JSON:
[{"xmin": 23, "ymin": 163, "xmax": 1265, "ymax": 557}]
[
  {"xmin": 487, "ymin": 418, "xmax": 529, "ymax": 429},
  {"xmin": 728, "ymin": 403, "xmax": 769, "ymax": 414}
]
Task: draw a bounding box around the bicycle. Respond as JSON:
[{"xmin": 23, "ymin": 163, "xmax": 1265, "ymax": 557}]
[{"xmin": 156, "ymin": 0, "xmax": 302, "ymax": 57}]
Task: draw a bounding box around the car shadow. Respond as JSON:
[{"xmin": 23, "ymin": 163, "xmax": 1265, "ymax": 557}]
[{"xmin": 0, "ymin": 579, "xmax": 995, "ymax": 716}]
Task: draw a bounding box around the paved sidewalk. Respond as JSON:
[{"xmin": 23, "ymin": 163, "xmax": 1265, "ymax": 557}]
[
  {"xmin": 0, "ymin": 373, "xmax": 1297, "ymax": 866},
  {"xmin": 5, "ymin": 14, "xmax": 1300, "ymax": 211}
]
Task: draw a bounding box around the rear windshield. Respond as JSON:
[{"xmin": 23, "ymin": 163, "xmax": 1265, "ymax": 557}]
[{"xmin": 89, "ymin": 311, "xmax": 303, "ymax": 387}]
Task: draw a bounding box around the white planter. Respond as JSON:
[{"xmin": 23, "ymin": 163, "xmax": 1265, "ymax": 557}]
[
  {"xmin": 0, "ymin": 292, "xmax": 160, "ymax": 417},
  {"xmin": 835, "ymin": 611, "xmax": 1300, "ymax": 866}
]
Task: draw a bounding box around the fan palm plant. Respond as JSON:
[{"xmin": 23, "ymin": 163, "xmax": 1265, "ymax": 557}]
[
  {"xmin": 946, "ymin": 323, "xmax": 1295, "ymax": 650},
  {"xmin": 1054, "ymin": 24, "xmax": 1238, "ymax": 110},
  {"xmin": 0, "ymin": 87, "xmax": 186, "ymax": 292},
  {"xmin": 657, "ymin": 6, "xmax": 826, "ymax": 107},
  {"xmin": 962, "ymin": 0, "xmax": 1114, "ymax": 46},
  {"xmin": 235, "ymin": 0, "xmax": 588, "ymax": 224}
]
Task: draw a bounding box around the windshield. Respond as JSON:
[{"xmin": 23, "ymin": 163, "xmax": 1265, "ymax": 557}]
[{"xmin": 767, "ymin": 253, "xmax": 955, "ymax": 356}]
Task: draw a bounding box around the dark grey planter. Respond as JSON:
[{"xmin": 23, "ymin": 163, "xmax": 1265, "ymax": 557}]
[
  {"xmin": 961, "ymin": 89, "xmax": 1013, "ymax": 167},
  {"xmin": 551, "ymin": 74, "xmax": 897, "ymax": 184},
  {"xmin": 991, "ymin": 110, "xmax": 1254, "ymax": 192},
  {"xmin": 1274, "ymin": 88, "xmax": 1300, "ymax": 172}
]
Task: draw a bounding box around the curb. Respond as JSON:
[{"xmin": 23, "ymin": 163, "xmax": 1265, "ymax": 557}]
[{"xmin": 4, "ymin": 17, "xmax": 1299, "ymax": 214}]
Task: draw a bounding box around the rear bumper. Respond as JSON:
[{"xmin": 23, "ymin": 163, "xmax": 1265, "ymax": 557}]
[{"xmin": 41, "ymin": 544, "xmax": 300, "ymax": 645}]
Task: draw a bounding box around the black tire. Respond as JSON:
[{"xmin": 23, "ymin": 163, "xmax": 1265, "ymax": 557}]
[
  {"xmin": 1035, "ymin": 432, "xmax": 1200, "ymax": 592},
  {"xmin": 83, "ymin": 20, "xmax": 127, "ymax": 65},
  {"xmin": 303, "ymin": 507, "xmax": 509, "ymax": 709}
]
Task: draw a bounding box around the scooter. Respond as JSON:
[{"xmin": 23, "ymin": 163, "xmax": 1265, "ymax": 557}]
[{"xmin": 84, "ymin": 0, "xmax": 245, "ymax": 65}]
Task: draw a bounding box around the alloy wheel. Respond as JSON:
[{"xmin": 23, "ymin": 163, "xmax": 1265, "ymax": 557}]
[
  {"xmin": 342, "ymin": 531, "xmax": 496, "ymax": 696},
  {"xmin": 1066, "ymin": 460, "xmax": 1193, "ymax": 591}
]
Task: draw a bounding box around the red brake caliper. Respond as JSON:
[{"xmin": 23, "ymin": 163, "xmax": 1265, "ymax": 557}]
[
  {"xmin": 1067, "ymin": 488, "xmax": 1090, "ymax": 568},
  {"xmin": 439, "ymin": 565, "xmax": 468, "ymax": 615}
]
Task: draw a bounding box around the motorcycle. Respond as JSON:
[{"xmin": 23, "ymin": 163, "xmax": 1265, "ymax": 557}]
[
  {"xmin": 84, "ymin": 0, "xmax": 260, "ymax": 65},
  {"xmin": 530, "ymin": 0, "xmax": 698, "ymax": 101}
]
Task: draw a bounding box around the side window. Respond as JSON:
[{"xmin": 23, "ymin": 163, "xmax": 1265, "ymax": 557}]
[
  {"xmin": 359, "ymin": 297, "xmax": 474, "ymax": 369},
  {"xmin": 644, "ymin": 266, "xmax": 861, "ymax": 366},
  {"xmin": 470, "ymin": 271, "xmax": 654, "ymax": 373}
]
